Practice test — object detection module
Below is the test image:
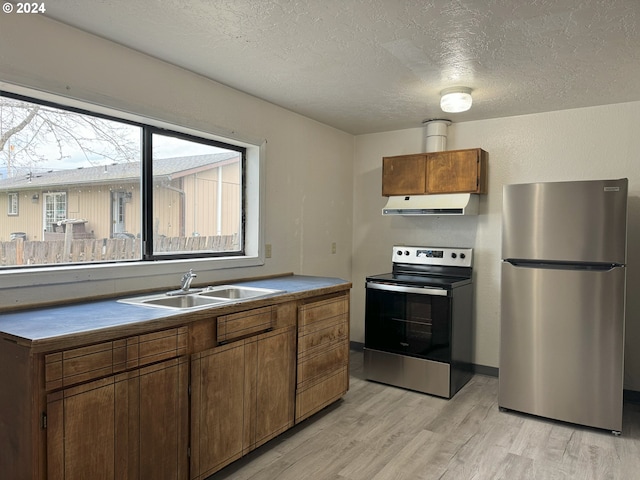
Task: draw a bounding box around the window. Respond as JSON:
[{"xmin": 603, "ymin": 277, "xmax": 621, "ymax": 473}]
[
  {"xmin": 7, "ymin": 192, "xmax": 18, "ymax": 215},
  {"xmin": 0, "ymin": 92, "xmax": 249, "ymax": 268},
  {"xmin": 44, "ymin": 192, "xmax": 67, "ymax": 233},
  {"xmin": 150, "ymin": 132, "xmax": 243, "ymax": 258}
]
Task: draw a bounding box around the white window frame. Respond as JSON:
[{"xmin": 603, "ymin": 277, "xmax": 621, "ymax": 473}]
[
  {"xmin": 43, "ymin": 192, "xmax": 67, "ymax": 235},
  {"xmin": 7, "ymin": 192, "xmax": 18, "ymax": 216}
]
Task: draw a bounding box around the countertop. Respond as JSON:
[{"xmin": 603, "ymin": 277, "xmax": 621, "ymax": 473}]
[{"xmin": 0, "ymin": 274, "xmax": 351, "ymax": 352}]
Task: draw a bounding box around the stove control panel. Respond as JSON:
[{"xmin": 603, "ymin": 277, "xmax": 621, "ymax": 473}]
[{"xmin": 392, "ymin": 246, "xmax": 473, "ymax": 267}]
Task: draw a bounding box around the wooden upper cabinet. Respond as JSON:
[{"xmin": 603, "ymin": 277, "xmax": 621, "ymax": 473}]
[
  {"xmin": 382, "ymin": 154, "xmax": 427, "ymax": 196},
  {"xmin": 382, "ymin": 148, "xmax": 488, "ymax": 196},
  {"xmin": 426, "ymin": 148, "xmax": 488, "ymax": 194}
]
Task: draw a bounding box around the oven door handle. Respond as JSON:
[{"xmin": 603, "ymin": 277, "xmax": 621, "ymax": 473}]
[{"xmin": 366, "ymin": 282, "xmax": 448, "ymax": 296}]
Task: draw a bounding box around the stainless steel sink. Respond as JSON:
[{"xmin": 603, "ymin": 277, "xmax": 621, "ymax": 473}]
[
  {"xmin": 118, "ymin": 285, "xmax": 282, "ymax": 310},
  {"xmin": 118, "ymin": 293, "xmax": 228, "ymax": 310},
  {"xmin": 198, "ymin": 285, "xmax": 282, "ymax": 300}
]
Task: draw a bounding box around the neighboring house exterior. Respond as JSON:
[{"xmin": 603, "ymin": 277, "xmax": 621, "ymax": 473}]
[{"xmin": 0, "ymin": 153, "xmax": 241, "ymax": 242}]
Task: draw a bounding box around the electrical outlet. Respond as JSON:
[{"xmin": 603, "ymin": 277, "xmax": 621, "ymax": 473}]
[
  {"xmin": 265, "ymin": 244, "xmax": 272, "ymax": 258},
  {"xmin": 331, "ymin": 242, "xmax": 337, "ymax": 254}
]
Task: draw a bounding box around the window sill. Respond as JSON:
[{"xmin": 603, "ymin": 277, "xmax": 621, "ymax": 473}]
[{"xmin": 0, "ymin": 254, "xmax": 266, "ymax": 309}]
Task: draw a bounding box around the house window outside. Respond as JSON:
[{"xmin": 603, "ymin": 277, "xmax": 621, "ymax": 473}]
[
  {"xmin": 7, "ymin": 192, "xmax": 18, "ymax": 215},
  {"xmin": 44, "ymin": 192, "xmax": 67, "ymax": 234},
  {"xmin": 0, "ymin": 92, "xmax": 248, "ymax": 267},
  {"xmin": 151, "ymin": 132, "xmax": 243, "ymax": 258},
  {"xmin": 111, "ymin": 191, "xmax": 129, "ymax": 237}
]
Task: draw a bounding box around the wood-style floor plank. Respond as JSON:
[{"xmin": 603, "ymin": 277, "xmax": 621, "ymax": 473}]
[{"xmin": 207, "ymin": 350, "xmax": 640, "ymax": 480}]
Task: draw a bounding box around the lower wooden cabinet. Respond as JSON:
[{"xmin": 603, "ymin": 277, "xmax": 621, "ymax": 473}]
[
  {"xmin": 253, "ymin": 326, "xmax": 296, "ymax": 448},
  {"xmin": 190, "ymin": 340, "xmax": 245, "ymax": 479},
  {"xmin": 46, "ymin": 356, "xmax": 189, "ymax": 480},
  {"xmin": 296, "ymin": 292, "xmax": 350, "ymax": 423},
  {"xmin": 1, "ymin": 288, "xmax": 350, "ymax": 480},
  {"xmin": 190, "ymin": 326, "xmax": 296, "ymax": 480}
]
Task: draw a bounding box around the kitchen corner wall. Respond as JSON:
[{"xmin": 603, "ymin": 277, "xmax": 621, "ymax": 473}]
[
  {"xmin": 0, "ymin": 14, "xmax": 353, "ymax": 302},
  {"xmin": 353, "ymin": 101, "xmax": 640, "ymax": 391}
]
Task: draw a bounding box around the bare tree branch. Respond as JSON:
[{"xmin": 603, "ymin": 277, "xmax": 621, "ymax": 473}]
[
  {"xmin": 1, "ymin": 96, "xmax": 139, "ymax": 175},
  {"xmin": 0, "ymin": 105, "xmax": 39, "ymax": 151}
]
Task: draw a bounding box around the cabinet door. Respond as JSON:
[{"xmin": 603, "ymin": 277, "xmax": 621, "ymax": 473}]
[
  {"xmin": 190, "ymin": 342, "xmax": 247, "ymax": 480},
  {"xmin": 47, "ymin": 357, "xmax": 188, "ymax": 480},
  {"xmin": 382, "ymin": 154, "xmax": 427, "ymax": 196},
  {"xmin": 47, "ymin": 377, "xmax": 116, "ymax": 480},
  {"xmin": 137, "ymin": 359, "xmax": 189, "ymax": 480},
  {"xmin": 425, "ymin": 149, "xmax": 487, "ymax": 194},
  {"xmin": 253, "ymin": 327, "xmax": 296, "ymax": 449}
]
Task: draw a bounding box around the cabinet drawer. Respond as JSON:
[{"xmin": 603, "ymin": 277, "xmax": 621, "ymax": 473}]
[
  {"xmin": 295, "ymin": 366, "xmax": 348, "ymax": 423},
  {"xmin": 298, "ymin": 321, "xmax": 348, "ymax": 358},
  {"xmin": 298, "ymin": 294, "xmax": 348, "ymax": 329},
  {"xmin": 217, "ymin": 306, "xmax": 275, "ymax": 343},
  {"xmin": 45, "ymin": 342, "xmax": 119, "ymax": 391},
  {"xmin": 297, "ymin": 339, "xmax": 349, "ymax": 388},
  {"xmin": 45, "ymin": 327, "xmax": 187, "ymax": 390},
  {"xmin": 129, "ymin": 327, "xmax": 188, "ymax": 368}
]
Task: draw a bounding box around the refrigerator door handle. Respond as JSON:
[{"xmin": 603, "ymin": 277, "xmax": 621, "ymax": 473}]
[{"xmin": 504, "ymin": 259, "xmax": 623, "ymax": 271}]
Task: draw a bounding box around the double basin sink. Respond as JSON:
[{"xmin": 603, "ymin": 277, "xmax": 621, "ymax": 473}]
[{"xmin": 118, "ymin": 285, "xmax": 283, "ymax": 311}]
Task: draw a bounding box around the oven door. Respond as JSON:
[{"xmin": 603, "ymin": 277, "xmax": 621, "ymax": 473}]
[{"xmin": 365, "ymin": 282, "xmax": 451, "ymax": 362}]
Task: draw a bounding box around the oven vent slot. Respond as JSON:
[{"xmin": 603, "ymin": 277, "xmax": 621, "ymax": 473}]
[{"xmin": 383, "ymin": 208, "xmax": 464, "ymax": 215}]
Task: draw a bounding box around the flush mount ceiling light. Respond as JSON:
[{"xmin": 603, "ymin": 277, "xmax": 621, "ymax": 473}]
[{"xmin": 440, "ymin": 87, "xmax": 473, "ymax": 113}]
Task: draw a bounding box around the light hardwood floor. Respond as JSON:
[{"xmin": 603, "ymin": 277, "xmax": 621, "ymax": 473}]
[{"xmin": 208, "ymin": 350, "xmax": 640, "ymax": 480}]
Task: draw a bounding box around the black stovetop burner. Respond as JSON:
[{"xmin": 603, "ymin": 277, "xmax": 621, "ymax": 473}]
[
  {"xmin": 366, "ymin": 271, "xmax": 471, "ymax": 289},
  {"xmin": 366, "ymin": 245, "xmax": 473, "ymax": 290}
]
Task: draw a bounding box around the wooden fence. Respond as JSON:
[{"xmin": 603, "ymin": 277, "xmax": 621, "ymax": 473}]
[{"xmin": 0, "ymin": 235, "xmax": 239, "ymax": 266}]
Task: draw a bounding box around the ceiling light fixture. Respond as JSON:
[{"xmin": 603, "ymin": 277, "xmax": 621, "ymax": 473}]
[{"xmin": 440, "ymin": 87, "xmax": 473, "ymax": 113}]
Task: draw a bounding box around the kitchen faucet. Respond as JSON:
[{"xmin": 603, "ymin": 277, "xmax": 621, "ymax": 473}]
[
  {"xmin": 167, "ymin": 269, "xmax": 198, "ymax": 295},
  {"xmin": 181, "ymin": 269, "xmax": 197, "ymax": 291}
]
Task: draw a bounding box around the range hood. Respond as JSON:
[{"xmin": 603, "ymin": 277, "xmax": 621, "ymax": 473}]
[
  {"xmin": 381, "ymin": 119, "xmax": 479, "ymax": 216},
  {"xmin": 382, "ymin": 193, "xmax": 479, "ymax": 216}
]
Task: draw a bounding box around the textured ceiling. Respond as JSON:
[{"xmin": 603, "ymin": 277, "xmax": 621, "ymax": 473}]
[{"xmin": 41, "ymin": 0, "xmax": 640, "ymax": 134}]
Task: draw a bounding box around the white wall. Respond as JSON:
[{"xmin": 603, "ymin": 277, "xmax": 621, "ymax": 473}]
[
  {"xmin": 0, "ymin": 14, "xmax": 353, "ymax": 303},
  {"xmin": 353, "ymin": 101, "xmax": 640, "ymax": 390},
  {"xmin": 2, "ymin": 12, "xmax": 639, "ymax": 392}
]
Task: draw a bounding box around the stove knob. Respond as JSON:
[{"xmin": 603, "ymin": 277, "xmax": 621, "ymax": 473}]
[
  {"xmin": 396, "ymin": 250, "xmax": 402, "ymax": 255},
  {"xmin": 451, "ymin": 253, "xmax": 457, "ymax": 259},
  {"xmin": 460, "ymin": 253, "xmax": 466, "ymax": 259},
  {"xmin": 404, "ymin": 250, "xmax": 410, "ymax": 256}
]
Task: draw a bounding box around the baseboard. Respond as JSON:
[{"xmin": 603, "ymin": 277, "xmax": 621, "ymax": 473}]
[
  {"xmin": 625, "ymin": 389, "xmax": 640, "ymax": 404},
  {"xmin": 472, "ymin": 364, "xmax": 499, "ymax": 377}
]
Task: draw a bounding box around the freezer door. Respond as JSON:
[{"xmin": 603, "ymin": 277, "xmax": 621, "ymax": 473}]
[
  {"xmin": 502, "ymin": 179, "xmax": 628, "ymax": 264},
  {"xmin": 499, "ymin": 262, "xmax": 625, "ymax": 432}
]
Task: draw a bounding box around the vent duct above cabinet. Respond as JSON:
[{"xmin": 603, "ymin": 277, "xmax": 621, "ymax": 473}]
[
  {"xmin": 424, "ymin": 119, "xmax": 451, "ymax": 152},
  {"xmin": 382, "ymin": 193, "xmax": 479, "ymax": 216}
]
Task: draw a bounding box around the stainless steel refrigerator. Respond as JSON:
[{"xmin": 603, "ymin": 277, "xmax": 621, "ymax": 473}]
[{"xmin": 499, "ymin": 178, "xmax": 628, "ymax": 433}]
